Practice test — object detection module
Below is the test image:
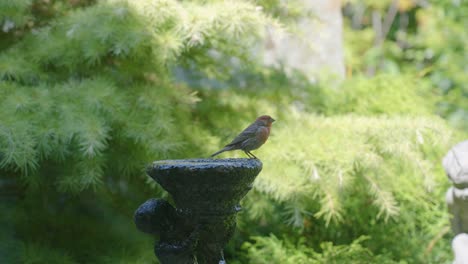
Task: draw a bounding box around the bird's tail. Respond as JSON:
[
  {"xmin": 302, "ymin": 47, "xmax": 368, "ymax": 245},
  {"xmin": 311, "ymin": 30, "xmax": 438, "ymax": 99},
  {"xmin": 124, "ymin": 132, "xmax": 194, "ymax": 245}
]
[{"xmin": 210, "ymin": 148, "xmax": 227, "ymax": 157}]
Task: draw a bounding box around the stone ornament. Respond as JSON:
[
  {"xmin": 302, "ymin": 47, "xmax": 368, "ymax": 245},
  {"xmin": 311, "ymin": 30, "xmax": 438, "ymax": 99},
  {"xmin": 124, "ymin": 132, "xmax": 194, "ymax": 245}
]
[{"xmin": 443, "ymin": 140, "xmax": 468, "ymax": 264}]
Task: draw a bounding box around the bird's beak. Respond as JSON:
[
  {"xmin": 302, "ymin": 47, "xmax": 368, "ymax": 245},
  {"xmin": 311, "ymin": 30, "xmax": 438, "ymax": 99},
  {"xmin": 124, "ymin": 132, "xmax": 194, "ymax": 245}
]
[{"xmin": 271, "ymin": 118, "xmax": 276, "ymax": 122}]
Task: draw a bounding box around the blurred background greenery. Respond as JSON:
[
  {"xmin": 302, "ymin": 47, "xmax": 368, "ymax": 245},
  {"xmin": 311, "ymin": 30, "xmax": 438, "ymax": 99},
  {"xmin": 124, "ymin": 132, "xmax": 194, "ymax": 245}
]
[{"xmin": 0, "ymin": 0, "xmax": 466, "ymax": 263}]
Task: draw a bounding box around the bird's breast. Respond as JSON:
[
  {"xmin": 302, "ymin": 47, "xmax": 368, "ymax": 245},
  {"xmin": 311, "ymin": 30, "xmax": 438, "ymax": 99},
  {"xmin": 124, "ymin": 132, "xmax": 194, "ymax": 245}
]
[{"xmin": 256, "ymin": 126, "xmax": 270, "ymax": 144}]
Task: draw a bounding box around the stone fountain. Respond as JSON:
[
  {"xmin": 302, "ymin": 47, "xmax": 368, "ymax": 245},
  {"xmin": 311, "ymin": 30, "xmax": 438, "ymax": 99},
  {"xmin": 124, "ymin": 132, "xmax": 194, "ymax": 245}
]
[{"xmin": 134, "ymin": 158, "xmax": 262, "ymax": 264}]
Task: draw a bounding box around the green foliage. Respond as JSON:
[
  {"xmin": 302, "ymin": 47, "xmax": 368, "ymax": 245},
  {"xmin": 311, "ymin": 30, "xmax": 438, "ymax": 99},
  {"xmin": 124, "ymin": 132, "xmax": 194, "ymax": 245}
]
[
  {"xmin": 0, "ymin": 0, "xmax": 275, "ymax": 191},
  {"xmin": 19, "ymin": 243, "xmax": 77, "ymax": 264},
  {"xmin": 0, "ymin": 0, "xmax": 274, "ymax": 263},
  {"xmin": 258, "ymin": 114, "xmax": 451, "ymax": 223},
  {"xmin": 254, "ymin": 0, "xmax": 310, "ymax": 23},
  {"xmin": 0, "ymin": 0, "xmax": 32, "ymax": 30},
  {"xmin": 413, "ymin": 1, "xmax": 468, "ymax": 129},
  {"xmin": 194, "ymin": 67, "xmax": 458, "ymax": 262},
  {"xmin": 0, "ymin": 78, "xmax": 195, "ymax": 192},
  {"xmin": 343, "ymin": 0, "xmax": 468, "ymax": 131},
  {"xmin": 323, "ymin": 74, "xmax": 436, "ymax": 115},
  {"xmin": 243, "ymin": 235, "xmax": 399, "ymax": 264}
]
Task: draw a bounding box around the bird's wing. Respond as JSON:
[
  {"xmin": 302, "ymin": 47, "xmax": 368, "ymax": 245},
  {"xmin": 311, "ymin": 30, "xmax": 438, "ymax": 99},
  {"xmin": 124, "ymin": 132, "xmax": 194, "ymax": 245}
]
[{"xmin": 225, "ymin": 123, "xmax": 259, "ymax": 147}]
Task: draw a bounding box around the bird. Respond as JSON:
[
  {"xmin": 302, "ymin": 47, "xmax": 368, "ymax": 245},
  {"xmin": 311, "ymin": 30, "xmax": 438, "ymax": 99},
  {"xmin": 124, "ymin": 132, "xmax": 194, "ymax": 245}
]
[{"xmin": 211, "ymin": 115, "xmax": 275, "ymax": 159}]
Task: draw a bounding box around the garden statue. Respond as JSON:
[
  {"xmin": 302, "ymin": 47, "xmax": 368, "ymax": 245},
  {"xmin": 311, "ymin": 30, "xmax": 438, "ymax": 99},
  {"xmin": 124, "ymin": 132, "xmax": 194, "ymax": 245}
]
[{"xmin": 443, "ymin": 140, "xmax": 468, "ymax": 264}]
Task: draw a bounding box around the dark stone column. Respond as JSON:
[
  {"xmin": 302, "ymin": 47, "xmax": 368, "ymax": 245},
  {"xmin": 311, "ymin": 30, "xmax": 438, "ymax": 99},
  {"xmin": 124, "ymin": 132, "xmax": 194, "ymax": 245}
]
[{"xmin": 134, "ymin": 158, "xmax": 262, "ymax": 264}]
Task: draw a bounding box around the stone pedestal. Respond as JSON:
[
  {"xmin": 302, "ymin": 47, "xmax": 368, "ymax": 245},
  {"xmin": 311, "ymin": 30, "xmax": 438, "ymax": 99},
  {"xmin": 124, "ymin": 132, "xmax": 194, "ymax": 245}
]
[
  {"xmin": 443, "ymin": 140, "xmax": 468, "ymax": 264},
  {"xmin": 134, "ymin": 158, "xmax": 262, "ymax": 264}
]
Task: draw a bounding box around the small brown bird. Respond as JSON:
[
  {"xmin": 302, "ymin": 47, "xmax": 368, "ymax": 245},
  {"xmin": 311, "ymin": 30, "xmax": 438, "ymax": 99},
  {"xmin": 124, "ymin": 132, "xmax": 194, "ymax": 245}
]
[{"xmin": 211, "ymin": 115, "xmax": 275, "ymax": 159}]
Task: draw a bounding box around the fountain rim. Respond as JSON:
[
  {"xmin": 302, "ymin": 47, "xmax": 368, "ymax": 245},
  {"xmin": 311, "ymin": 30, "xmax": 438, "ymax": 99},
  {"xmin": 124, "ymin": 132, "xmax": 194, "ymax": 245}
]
[{"xmin": 148, "ymin": 158, "xmax": 262, "ymax": 171}]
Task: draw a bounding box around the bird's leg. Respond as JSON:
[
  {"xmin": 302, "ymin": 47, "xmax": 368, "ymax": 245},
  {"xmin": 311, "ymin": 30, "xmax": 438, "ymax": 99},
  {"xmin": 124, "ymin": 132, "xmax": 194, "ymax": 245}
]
[
  {"xmin": 247, "ymin": 151, "xmax": 258, "ymax": 159},
  {"xmin": 244, "ymin": 151, "xmax": 254, "ymax": 159}
]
